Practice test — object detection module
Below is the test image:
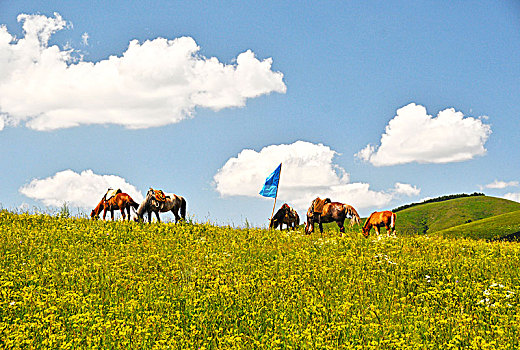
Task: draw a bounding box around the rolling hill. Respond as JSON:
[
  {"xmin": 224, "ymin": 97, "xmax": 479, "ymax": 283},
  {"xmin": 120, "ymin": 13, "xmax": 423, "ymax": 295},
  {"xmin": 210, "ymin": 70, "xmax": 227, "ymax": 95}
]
[
  {"xmin": 394, "ymin": 196, "xmax": 520, "ymax": 236},
  {"xmin": 433, "ymin": 209, "xmax": 520, "ymax": 241}
]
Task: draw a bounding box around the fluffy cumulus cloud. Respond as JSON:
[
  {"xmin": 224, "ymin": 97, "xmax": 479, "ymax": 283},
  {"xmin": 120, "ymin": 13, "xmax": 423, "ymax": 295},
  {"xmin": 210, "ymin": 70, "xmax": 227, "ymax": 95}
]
[
  {"xmin": 356, "ymin": 103, "xmax": 492, "ymax": 166},
  {"xmin": 19, "ymin": 169, "xmax": 144, "ymax": 208},
  {"xmin": 0, "ymin": 13, "xmax": 286, "ymax": 131},
  {"xmin": 213, "ymin": 141, "xmax": 420, "ymax": 211},
  {"xmin": 484, "ymin": 180, "xmax": 519, "ymax": 189}
]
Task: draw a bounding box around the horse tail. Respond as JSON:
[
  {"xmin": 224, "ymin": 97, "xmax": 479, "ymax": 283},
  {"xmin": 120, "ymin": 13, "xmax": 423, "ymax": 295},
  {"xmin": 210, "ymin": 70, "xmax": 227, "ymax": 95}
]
[
  {"xmin": 345, "ymin": 204, "xmax": 361, "ymax": 226},
  {"xmin": 124, "ymin": 194, "xmax": 139, "ymax": 212},
  {"xmin": 390, "ymin": 212, "xmax": 396, "ymax": 229},
  {"xmin": 180, "ymin": 196, "xmax": 187, "ymax": 220}
]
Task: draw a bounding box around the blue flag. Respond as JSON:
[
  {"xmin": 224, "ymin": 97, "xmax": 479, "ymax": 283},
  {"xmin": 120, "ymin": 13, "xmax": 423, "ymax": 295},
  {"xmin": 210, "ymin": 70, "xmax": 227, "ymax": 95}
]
[{"xmin": 259, "ymin": 163, "xmax": 282, "ymax": 198}]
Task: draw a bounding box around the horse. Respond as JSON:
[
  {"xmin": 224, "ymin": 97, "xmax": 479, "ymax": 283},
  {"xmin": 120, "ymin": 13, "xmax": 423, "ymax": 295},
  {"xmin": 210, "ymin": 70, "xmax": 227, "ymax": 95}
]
[
  {"xmin": 90, "ymin": 192, "xmax": 139, "ymax": 221},
  {"xmin": 135, "ymin": 188, "xmax": 186, "ymax": 223},
  {"xmin": 305, "ymin": 200, "xmax": 361, "ymax": 235},
  {"xmin": 361, "ymin": 211, "xmax": 396, "ymax": 237},
  {"xmin": 269, "ymin": 203, "xmax": 300, "ymax": 230}
]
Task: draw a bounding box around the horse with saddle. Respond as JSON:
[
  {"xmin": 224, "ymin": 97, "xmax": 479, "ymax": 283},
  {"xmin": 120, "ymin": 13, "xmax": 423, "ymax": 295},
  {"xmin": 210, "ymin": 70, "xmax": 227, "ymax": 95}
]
[
  {"xmin": 90, "ymin": 188, "xmax": 139, "ymax": 221},
  {"xmin": 270, "ymin": 203, "xmax": 300, "ymax": 230},
  {"xmin": 134, "ymin": 188, "xmax": 186, "ymax": 223},
  {"xmin": 305, "ymin": 197, "xmax": 361, "ymax": 235}
]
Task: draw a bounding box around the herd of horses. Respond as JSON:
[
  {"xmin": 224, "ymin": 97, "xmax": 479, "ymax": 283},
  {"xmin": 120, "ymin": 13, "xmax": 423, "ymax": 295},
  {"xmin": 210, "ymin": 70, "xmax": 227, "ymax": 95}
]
[
  {"xmin": 270, "ymin": 198, "xmax": 396, "ymax": 238},
  {"xmin": 90, "ymin": 188, "xmax": 186, "ymax": 223},
  {"xmin": 90, "ymin": 189, "xmax": 396, "ymax": 238}
]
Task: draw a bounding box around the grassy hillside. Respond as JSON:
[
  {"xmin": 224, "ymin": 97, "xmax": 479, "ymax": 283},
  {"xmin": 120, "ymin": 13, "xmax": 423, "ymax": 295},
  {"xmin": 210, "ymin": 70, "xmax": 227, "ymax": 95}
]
[
  {"xmin": 1, "ymin": 210, "xmax": 520, "ymax": 348},
  {"xmin": 395, "ymin": 196, "xmax": 520, "ymax": 235},
  {"xmin": 434, "ymin": 210, "xmax": 520, "ymax": 241}
]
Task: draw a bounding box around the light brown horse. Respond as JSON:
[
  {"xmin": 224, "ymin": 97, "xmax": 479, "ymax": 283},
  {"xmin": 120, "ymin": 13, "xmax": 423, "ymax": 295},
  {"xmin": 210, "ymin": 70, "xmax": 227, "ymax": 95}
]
[
  {"xmin": 305, "ymin": 201, "xmax": 361, "ymax": 235},
  {"xmin": 90, "ymin": 192, "xmax": 139, "ymax": 221},
  {"xmin": 361, "ymin": 211, "xmax": 396, "ymax": 237}
]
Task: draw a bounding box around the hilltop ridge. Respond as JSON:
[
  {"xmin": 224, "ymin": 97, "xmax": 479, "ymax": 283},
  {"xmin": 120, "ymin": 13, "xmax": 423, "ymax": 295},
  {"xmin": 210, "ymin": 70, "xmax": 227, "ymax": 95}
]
[{"xmin": 395, "ymin": 195, "xmax": 520, "ymax": 235}]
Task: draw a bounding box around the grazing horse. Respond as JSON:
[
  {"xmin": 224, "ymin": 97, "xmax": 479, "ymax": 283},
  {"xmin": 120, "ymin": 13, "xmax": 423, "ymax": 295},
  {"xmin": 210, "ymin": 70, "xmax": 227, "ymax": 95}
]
[
  {"xmin": 135, "ymin": 188, "xmax": 186, "ymax": 223},
  {"xmin": 90, "ymin": 192, "xmax": 139, "ymax": 221},
  {"xmin": 361, "ymin": 211, "xmax": 396, "ymax": 237},
  {"xmin": 305, "ymin": 201, "xmax": 361, "ymax": 235},
  {"xmin": 270, "ymin": 203, "xmax": 300, "ymax": 230}
]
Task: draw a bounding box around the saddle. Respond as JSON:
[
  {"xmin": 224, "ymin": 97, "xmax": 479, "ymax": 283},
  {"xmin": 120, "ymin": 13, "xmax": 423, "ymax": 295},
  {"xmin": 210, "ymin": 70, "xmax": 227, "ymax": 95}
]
[
  {"xmin": 152, "ymin": 189, "xmax": 166, "ymax": 202},
  {"xmin": 313, "ymin": 197, "xmax": 331, "ymax": 215},
  {"xmin": 285, "ymin": 208, "xmax": 297, "ymax": 220},
  {"xmin": 104, "ymin": 188, "xmax": 122, "ymax": 201}
]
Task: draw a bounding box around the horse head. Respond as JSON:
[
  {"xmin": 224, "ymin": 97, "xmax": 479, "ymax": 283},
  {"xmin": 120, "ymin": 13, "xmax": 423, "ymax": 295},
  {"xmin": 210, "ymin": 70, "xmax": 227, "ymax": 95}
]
[
  {"xmin": 361, "ymin": 224, "xmax": 370, "ymax": 237},
  {"xmin": 90, "ymin": 200, "xmax": 104, "ymax": 219},
  {"xmin": 90, "ymin": 209, "xmax": 99, "ymax": 220},
  {"xmin": 305, "ymin": 213, "xmax": 314, "ymax": 234}
]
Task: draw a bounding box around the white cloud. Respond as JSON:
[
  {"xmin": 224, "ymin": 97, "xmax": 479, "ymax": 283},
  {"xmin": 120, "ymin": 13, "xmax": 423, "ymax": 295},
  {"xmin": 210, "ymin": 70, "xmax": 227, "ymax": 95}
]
[
  {"xmin": 0, "ymin": 13, "xmax": 286, "ymax": 131},
  {"xmin": 484, "ymin": 180, "xmax": 519, "ymax": 189},
  {"xmin": 19, "ymin": 169, "xmax": 144, "ymax": 208},
  {"xmin": 213, "ymin": 141, "xmax": 420, "ymax": 212},
  {"xmin": 393, "ymin": 182, "xmax": 421, "ymax": 197},
  {"xmin": 504, "ymin": 193, "xmax": 520, "ymax": 203},
  {"xmin": 356, "ymin": 103, "xmax": 492, "ymax": 166}
]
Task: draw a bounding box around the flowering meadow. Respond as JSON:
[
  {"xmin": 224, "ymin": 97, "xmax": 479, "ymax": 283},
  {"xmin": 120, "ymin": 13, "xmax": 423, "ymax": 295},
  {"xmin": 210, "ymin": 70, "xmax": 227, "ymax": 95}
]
[{"xmin": 0, "ymin": 210, "xmax": 519, "ymax": 349}]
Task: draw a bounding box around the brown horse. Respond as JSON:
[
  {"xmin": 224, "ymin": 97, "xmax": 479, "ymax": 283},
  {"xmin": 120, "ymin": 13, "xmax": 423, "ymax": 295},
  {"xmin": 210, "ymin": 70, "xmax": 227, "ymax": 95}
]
[
  {"xmin": 361, "ymin": 211, "xmax": 396, "ymax": 237},
  {"xmin": 269, "ymin": 203, "xmax": 300, "ymax": 230},
  {"xmin": 90, "ymin": 192, "xmax": 139, "ymax": 221},
  {"xmin": 305, "ymin": 201, "xmax": 361, "ymax": 235}
]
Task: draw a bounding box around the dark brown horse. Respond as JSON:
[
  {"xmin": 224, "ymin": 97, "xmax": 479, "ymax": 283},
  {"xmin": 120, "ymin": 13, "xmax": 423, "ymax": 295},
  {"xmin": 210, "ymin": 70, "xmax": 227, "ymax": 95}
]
[
  {"xmin": 90, "ymin": 192, "xmax": 139, "ymax": 221},
  {"xmin": 361, "ymin": 211, "xmax": 396, "ymax": 237},
  {"xmin": 305, "ymin": 201, "xmax": 361, "ymax": 235},
  {"xmin": 269, "ymin": 203, "xmax": 300, "ymax": 230}
]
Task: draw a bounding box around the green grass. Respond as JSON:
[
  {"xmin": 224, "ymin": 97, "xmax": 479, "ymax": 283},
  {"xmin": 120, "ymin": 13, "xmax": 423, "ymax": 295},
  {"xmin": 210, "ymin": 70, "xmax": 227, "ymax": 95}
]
[
  {"xmin": 1, "ymin": 210, "xmax": 520, "ymax": 349},
  {"xmin": 395, "ymin": 196, "xmax": 520, "ymax": 235},
  {"xmin": 434, "ymin": 210, "xmax": 520, "ymax": 241}
]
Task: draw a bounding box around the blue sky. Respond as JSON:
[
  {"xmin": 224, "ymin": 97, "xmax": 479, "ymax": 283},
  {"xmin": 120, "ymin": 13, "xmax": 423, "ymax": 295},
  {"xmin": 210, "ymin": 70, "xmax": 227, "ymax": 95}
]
[{"xmin": 0, "ymin": 1, "xmax": 519, "ymax": 226}]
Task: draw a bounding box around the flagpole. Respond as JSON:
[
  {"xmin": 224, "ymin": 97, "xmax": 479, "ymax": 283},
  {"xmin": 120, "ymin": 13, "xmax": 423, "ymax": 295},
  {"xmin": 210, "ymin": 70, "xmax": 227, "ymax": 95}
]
[
  {"xmin": 268, "ymin": 163, "xmax": 281, "ymax": 227},
  {"xmin": 269, "ymin": 190, "xmax": 278, "ymax": 227}
]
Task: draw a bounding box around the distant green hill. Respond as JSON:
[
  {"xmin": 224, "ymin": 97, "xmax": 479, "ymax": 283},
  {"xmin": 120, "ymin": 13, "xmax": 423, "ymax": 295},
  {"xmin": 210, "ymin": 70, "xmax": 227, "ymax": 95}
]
[
  {"xmin": 434, "ymin": 209, "xmax": 520, "ymax": 241},
  {"xmin": 395, "ymin": 196, "xmax": 520, "ymax": 235}
]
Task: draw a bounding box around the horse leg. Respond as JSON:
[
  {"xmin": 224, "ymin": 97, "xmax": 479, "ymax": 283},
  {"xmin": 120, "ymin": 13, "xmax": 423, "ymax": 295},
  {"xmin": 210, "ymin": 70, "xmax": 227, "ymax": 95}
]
[
  {"xmin": 172, "ymin": 209, "xmax": 180, "ymax": 223},
  {"xmin": 103, "ymin": 208, "xmax": 107, "ymax": 220},
  {"xmin": 155, "ymin": 211, "xmax": 161, "ymax": 223},
  {"xmin": 337, "ymin": 221, "xmax": 345, "ymax": 236},
  {"xmin": 147, "ymin": 211, "xmax": 152, "ymax": 223},
  {"xmin": 319, "ymin": 222, "xmax": 324, "ymax": 234},
  {"xmin": 120, "ymin": 207, "xmax": 126, "ymax": 221}
]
